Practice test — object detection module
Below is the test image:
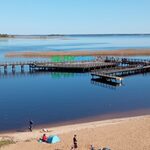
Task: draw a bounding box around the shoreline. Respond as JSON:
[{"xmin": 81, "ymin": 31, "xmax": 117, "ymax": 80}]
[
  {"xmin": 34, "ymin": 108, "xmax": 150, "ymax": 133},
  {"xmin": 0, "ymin": 115, "xmax": 150, "ymax": 150},
  {"xmin": 1, "ymin": 108, "xmax": 150, "ymax": 134},
  {"xmin": 0, "ymin": 114, "xmax": 149, "ymax": 141},
  {"xmin": 5, "ymin": 48, "xmax": 150, "ymax": 58}
]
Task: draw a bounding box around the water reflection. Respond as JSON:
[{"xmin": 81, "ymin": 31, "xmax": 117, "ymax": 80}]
[
  {"xmin": 0, "ymin": 69, "xmax": 123, "ymax": 90},
  {"xmin": 0, "ymin": 70, "xmax": 87, "ymax": 79},
  {"xmin": 91, "ymin": 78, "xmax": 122, "ymax": 90},
  {"xmin": 50, "ymin": 72, "xmax": 84, "ymax": 79}
]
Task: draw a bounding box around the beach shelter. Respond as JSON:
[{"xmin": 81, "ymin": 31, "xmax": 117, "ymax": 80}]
[{"xmin": 47, "ymin": 135, "xmax": 61, "ymax": 144}]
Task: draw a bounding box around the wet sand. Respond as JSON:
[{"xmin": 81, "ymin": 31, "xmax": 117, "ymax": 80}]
[
  {"xmin": 0, "ymin": 115, "xmax": 150, "ymax": 150},
  {"xmin": 5, "ymin": 49, "xmax": 150, "ymax": 58}
]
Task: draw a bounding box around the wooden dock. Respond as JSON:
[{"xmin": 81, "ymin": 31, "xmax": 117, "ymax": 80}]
[
  {"xmin": 104, "ymin": 56, "xmax": 150, "ymax": 65},
  {"xmin": 91, "ymin": 78, "xmax": 122, "ymax": 89},
  {"xmin": 91, "ymin": 72, "xmax": 123, "ymax": 82},
  {"xmin": 32, "ymin": 61, "xmax": 118, "ymax": 72},
  {"xmin": 0, "ymin": 61, "xmax": 36, "ymax": 72},
  {"xmin": 1, "ymin": 57, "xmax": 150, "ymax": 85},
  {"xmin": 91, "ymin": 65, "xmax": 150, "ymax": 83}
]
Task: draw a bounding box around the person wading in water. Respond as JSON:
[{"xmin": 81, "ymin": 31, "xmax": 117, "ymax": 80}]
[{"xmin": 29, "ymin": 120, "xmax": 33, "ymax": 132}]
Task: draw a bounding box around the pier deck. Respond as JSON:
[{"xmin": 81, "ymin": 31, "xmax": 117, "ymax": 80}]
[
  {"xmin": 91, "ymin": 65, "xmax": 150, "ymax": 83},
  {"xmin": 0, "ymin": 57, "xmax": 150, "ymax": 84},
  {"xmin": 32, "ymin": 61, "xmax": 117, "ymax": 72},
  {"xmin": 103, "ymin": 57, "xmax": 150, "ymax": 65},
  {"xmin": 91, "ymin": 72, "xmax": 123, "ymax": 81}
]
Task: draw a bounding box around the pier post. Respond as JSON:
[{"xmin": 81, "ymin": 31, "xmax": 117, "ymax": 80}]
[
  {"xmin": 29, "ymin": 65, "xmax": 32, "ymax": 72},
  {"xmin": 4, "ymin": 65, "xmax": 7, "ymax": 74},
  {"xmin": 21, "ymin": 65, "xmax": 24, "ymax": 73},
  {"xmin": 12, "ymin": 65, "xmax": 15, "ymax": 73},
  {"xmin": 4, "ymin": 65, "xmax": 7, "ymax": 72}
]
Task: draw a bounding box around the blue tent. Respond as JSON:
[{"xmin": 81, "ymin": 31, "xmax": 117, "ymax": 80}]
[{"xmin": 47, "ymin": 135, "xmax": 61, "ymax": 144}]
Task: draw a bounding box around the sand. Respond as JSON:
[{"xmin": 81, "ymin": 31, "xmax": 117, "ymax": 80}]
[
  {"xmin": 5, "ymin": 49, "xmax": 150, "ymax": 58},
  {"xmin": 0, "ymin": 115, "xmax": 150, "ymax": 150}
]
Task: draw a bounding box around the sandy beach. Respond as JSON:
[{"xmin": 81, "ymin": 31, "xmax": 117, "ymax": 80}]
[
  {"xmin": 5, "ymin": 49, "xmax": 150, "ymax": 58},
  {"xmin": 0, "ymin": 115, "xmax": 150, "ymax": 150}
]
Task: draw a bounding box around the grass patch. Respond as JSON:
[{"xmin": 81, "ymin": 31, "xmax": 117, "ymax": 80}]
[{"xmin": 0, "ymin": 139, "xmax": 15, "ymax": 148}]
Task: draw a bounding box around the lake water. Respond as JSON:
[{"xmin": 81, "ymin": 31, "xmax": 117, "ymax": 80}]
[{"xmin": 0, "ymin": 35, "xmax": 150, "ymax": 132}]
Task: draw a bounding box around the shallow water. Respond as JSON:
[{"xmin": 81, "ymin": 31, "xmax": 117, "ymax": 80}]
[
  {"xmin": 1, "ymin": 34, "xmax": 150, "ymax": 60},
  {"xmin": 0, "ymin": 35, "xmax": 150, "ymax": 131}
]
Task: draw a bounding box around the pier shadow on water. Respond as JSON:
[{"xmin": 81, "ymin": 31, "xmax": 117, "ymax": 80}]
[
  {"xmin": 91, "ymin": 78, "xmax": 123, "ymax": 90},
  {"xmin": 0, "ymin": 69, "xmax": 88, "ymax": 79},
  {"xmin": 0, "ymin": 69, "xmax": 123, "ymax": 90}
]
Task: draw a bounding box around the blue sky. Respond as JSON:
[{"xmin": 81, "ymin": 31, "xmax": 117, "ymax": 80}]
[{"xmin": 0, "ymin": 0, "xmax": 150, "ymax": 34}]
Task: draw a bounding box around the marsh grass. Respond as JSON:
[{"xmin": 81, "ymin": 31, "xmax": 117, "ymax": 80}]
[{"xmin": 0, "ymin": 139, "xmax": 15, "ymax": 148}]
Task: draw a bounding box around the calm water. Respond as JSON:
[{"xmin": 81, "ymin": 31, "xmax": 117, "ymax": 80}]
[{"xmin": 0, "ymin": 35, "xmax": 150, "ymax": 131}]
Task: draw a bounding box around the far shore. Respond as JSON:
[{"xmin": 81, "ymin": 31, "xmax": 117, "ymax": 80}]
[
  {"xmin": 0, "ymin": 115, "xmax": 150, "ymax": 150},
  {"xmin": 5, "ymin": 49, "xmax": 150, "ymax": 58}
]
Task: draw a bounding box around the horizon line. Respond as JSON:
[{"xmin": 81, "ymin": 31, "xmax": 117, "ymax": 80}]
[{"xmin": 3, "ymin": 33, "xmax": 150, "ymax": 36}]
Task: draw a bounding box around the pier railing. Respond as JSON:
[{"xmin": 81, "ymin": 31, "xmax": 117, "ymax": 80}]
[{"xmin": 104, "ymin": 56, "xmax": 150, "ymax": 65}]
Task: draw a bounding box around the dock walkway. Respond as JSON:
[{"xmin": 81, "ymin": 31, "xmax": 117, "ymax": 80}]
[
  {"xmin": 0, "ymin": 57, "xmax": 150, "ymax": 84},
  {"xmin": 33, "ymin": 61, "xmax": 117, "ymax": 72},
  {"xmin": 91, "ymin": 65, "xmax": 150, "ymax": 83},
  {"xmin": 0, "ymin": 60, "xmax": 118, "ymax": 73}
]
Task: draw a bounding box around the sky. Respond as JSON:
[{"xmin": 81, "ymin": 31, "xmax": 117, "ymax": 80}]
[{"xmin": 0, "ymin": 0, "xmax": 150, "ymax": 34}]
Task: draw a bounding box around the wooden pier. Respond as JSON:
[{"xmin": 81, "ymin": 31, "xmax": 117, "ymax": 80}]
[
  {"xmin": 0, "ymin": 61, "xmax": 35, "ymax": 72},
  {"xmin": 104, "ymin": 56, "xmax": 150, "ymax": 65},
  {"xmin": 0, "ymin": 60, "xmax": 118, "ymax": 73},
  {"xmin": 91, "ymin": 78, "xmax": 122, "ymax": 89},
  {"xmin": 32, "ymin": 61, "xmax": 118, "ymax": 72},
  {"xmin": 91, "ymin": 64, "xmax": 150, "ymax": 83},
  {"xmin": 0, "ymin": 57, "xmax": 150, "ymax": 85},
  {"xmin": 91, "ymin": 72, "xmax": 123, "ymax": 82}
]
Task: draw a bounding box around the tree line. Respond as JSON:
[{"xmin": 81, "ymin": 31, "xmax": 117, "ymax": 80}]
[{"xmin": 0, "ymin": 34, "xmax": 14, "ymax": 38}]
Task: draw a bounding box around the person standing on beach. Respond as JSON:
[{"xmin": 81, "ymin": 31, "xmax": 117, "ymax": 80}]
[
  {"xmin": 73, "ymin": 135, "xmax": 78, "ymax": 149},
  {"xmin": 29, "ymin": 120, "xmax": 33, "ymax": 132}
]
